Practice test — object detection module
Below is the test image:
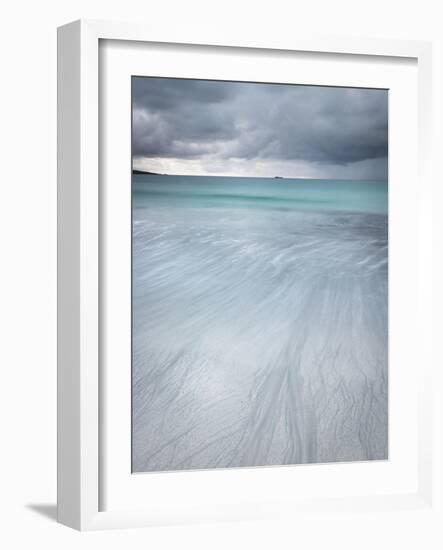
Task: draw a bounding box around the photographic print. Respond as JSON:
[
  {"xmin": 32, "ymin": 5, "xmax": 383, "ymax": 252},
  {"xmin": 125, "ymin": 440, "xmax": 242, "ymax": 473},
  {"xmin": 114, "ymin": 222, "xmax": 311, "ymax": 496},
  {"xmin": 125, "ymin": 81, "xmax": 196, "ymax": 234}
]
[{"xmin": 132, "ymin": 77, "xmax": 388, "ymax": 473}]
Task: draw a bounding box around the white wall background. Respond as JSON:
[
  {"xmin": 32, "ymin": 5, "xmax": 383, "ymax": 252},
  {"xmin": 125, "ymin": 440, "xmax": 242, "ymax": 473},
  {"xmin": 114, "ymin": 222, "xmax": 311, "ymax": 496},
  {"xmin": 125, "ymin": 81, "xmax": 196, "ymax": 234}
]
[{"xmin": 0, "ymin": 0, "xmax": 441, "ymax": 548}]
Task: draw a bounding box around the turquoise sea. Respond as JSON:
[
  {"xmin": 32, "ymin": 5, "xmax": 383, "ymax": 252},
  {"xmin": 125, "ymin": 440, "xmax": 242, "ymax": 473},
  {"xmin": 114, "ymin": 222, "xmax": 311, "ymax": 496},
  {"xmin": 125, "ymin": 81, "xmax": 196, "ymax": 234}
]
[
  {"xmin": 132, "ymin": 174, "xmax": 388, "ymax": 472},
  {"xmin": 133, "ymin": 174, "xmax": 387, "ymax": 214}
]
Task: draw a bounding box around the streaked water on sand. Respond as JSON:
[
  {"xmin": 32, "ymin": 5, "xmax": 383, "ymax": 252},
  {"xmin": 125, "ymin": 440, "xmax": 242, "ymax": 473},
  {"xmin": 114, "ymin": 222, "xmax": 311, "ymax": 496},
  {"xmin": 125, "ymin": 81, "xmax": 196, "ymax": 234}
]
[{"xmin": 132, "ymin": 175, "xmax": 388, "ymax": 472}]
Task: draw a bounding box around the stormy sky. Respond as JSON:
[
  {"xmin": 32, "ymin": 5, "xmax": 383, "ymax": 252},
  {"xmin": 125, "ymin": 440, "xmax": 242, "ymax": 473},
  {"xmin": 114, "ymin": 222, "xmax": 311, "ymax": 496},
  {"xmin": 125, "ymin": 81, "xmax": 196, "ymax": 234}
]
[{"xmin": 132, "ymin": 77, "xmax": 388, "ymax": 180}]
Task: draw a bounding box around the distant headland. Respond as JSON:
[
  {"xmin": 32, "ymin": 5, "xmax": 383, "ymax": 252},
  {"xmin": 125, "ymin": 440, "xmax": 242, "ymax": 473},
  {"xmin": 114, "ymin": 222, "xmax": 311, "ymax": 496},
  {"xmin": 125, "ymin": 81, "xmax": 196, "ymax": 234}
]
[{"xmin": 132, "ymin": 169, "xmax": 165, "ymax": 176}]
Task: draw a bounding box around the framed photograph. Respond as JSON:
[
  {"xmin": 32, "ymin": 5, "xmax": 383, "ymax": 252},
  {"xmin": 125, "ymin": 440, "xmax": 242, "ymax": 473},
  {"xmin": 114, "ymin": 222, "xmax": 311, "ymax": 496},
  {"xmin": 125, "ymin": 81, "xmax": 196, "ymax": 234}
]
[{"xmin": 57, "ymin": 19, "xmax": 433, "ymax": 530}]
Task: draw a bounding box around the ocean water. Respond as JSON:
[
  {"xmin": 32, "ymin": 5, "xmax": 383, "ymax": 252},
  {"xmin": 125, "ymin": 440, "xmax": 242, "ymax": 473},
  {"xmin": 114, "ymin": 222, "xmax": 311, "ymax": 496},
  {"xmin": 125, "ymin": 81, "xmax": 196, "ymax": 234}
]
[{"xmin": 132, "ymin": 174, "xmax": 388, "ymax": 472}]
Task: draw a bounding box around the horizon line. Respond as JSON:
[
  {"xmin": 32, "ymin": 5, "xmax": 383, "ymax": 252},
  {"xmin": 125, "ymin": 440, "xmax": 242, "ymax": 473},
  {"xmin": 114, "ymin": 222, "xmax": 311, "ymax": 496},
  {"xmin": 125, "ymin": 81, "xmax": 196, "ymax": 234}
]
[{"xmin": 132, "ymin": 169, "xmax": 387, "ymax": 183}]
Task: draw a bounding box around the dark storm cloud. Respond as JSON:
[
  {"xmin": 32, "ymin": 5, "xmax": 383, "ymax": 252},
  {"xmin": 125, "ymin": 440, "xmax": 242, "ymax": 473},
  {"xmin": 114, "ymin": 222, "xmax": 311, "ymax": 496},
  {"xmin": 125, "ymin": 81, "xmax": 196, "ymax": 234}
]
[
  {"xmin": 132, "ymin": 79, "xmax": 241, "ymax": 158},
  {"xmin": 132, "ymin": 77, "xmax": 388, "ymax": 179}
]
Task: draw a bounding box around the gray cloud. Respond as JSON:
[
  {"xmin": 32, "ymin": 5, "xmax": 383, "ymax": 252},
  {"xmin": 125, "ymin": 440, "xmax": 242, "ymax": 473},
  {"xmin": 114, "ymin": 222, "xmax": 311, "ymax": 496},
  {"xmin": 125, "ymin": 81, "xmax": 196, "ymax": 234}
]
[{"xmin": 132, "ymin": 77, "xmax": 388, "ymax": 180}]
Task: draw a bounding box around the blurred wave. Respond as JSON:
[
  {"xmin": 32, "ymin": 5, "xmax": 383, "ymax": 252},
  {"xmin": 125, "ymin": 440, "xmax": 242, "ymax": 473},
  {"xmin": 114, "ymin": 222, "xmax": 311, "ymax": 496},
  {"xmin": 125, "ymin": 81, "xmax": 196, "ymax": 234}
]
[{"xmin": 132, "ymin": 176, "xmax": 388, "ymax": 472}]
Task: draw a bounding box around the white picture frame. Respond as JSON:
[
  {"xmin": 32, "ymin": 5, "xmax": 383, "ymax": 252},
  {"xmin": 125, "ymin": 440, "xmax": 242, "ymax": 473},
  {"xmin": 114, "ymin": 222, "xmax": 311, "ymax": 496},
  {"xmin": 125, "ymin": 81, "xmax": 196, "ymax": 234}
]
[{"xmin": 57, "ymin": 19, "xmax": 433, "ymax": 531}]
